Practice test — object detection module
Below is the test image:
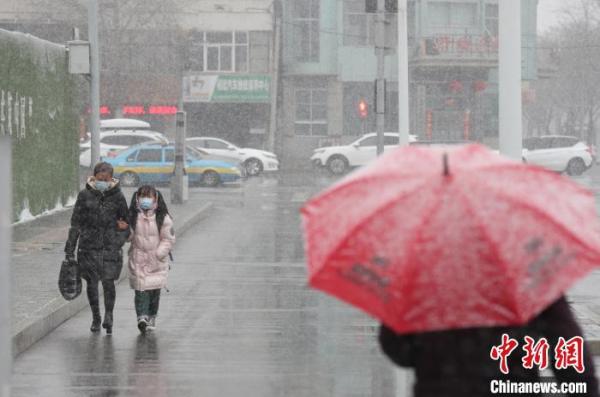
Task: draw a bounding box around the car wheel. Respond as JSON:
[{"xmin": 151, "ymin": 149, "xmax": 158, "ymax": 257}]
[
  {"xmin": 120, "ymin": 171, "xmax": 139, "ymax": 187},
  {"xmin": 327, "ymin": 155, "xmax": 349, "ymax": 175},
  {"xmin": 245, "ymin": 158, "xmax": 263, "ymax": 176},
  {"xmin": 566, "ymin": 158, "xmax": 586, "ymax": 176},
  {"xmin": 202, "ymin": 170, "xmax": 221, "ymax": 187}
]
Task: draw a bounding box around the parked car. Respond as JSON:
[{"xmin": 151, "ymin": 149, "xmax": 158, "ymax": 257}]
[
  {"xmin": 523, "ymin": 136, "xmax": 593, "ymax": 176},
  {"xmin": 80, "ymin": 130, "xmax": 168, "ymax": 167},
  {"xmin": 186, "ymin": 137, "xmax": 279, "ymax": 176},
  {"xmin": 103, "ymin": 143, "xmax": 242, "ymax": 188},
  {"xmin": 310, "ymin": 133, "xmax": 418, "ymax": 174}
]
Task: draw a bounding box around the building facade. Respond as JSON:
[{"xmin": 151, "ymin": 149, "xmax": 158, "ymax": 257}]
[
  {"xmin": 280, "ymin": 0, "xmax": 538, "ymax": 168},
  {"xmin": 0, "ymin": 0, "xmax": 279, "ymax": 146}
]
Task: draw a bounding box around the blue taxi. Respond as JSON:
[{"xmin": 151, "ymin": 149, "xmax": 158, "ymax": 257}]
[{"xmin": 104, "ymin": 143, "xmax": 242, "ymax": 187}]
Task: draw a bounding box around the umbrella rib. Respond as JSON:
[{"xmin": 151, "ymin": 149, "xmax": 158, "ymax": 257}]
[{"xmin": 454, "ymin": 185, "xmax": 521, "ymax": 321}]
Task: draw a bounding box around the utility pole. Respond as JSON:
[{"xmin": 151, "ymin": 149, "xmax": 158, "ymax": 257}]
[
  {"xmin": 171, "ymin": 111, "xmax": 188, "ymax": 204},
  {"xmin": 0, "ymin": 138, "xmax": 11, "ymax": 397},
  {"xmin": 268, "ymin": 1, "xmax": 281, "ymax": 153},
  {"xmin": 499, "ymin": 0, "xmax": 522, "ymax": 159},
  {"xmin": 375, "ymin": 0, "xmax": 386, "ymax": 156},
  {"xmin": 397, "ymin": 0, "xmax": 410, "ymax": 146},
  {"xmin": 88, "ymin": 0, "xmax": 101, "ymax": 167}
]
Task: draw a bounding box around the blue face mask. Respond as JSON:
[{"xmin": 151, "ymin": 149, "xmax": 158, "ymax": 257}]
[
  {"xmin": 139, "ymin": 197, "xmax": 155, "ymax": 210},
  {"xmin": 95, "ymin": 180, "xmax": 110, "ymax": 192}
]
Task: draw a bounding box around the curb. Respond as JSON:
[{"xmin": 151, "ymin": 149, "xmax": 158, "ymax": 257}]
[{"xmin": 11, "ymin": 202, "xmax": 214, "ymax": 357}]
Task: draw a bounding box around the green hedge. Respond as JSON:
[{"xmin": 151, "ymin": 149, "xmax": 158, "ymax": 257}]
[{"xmin": 0, "ymin": 29, "xmax": 79, "ymax": 221}]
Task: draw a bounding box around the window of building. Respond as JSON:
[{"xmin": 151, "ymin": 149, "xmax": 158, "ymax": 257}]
[
  {"xmin": 186, "ymin": 31, "xmax": 249, "ymax": 73},
  {"xmin": 295, "ymin": 87, "xmax": 328, "ymax": 136},
  {"xmin": 343, "ymin": 0, "xmax": 398, "ymax": 47},
  {"xmin": 485, "ymin": 4, "xmax": 498, "ymax": 36},
  {"xmin": 429, "ymin": 2, "xmax": 478, "ymax": 28},
  {"xmin": 343, "ymin": 0, "xmax": 373, "ymax": 46},
  {"xmin": 292, "ymin": 0, "xmax": 320, "ymax": 62}
]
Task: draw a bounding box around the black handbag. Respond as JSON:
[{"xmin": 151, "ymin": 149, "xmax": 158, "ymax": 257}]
[{"xmin": 58, "ymin": 258, "xmax": 82, "ymax": 301}]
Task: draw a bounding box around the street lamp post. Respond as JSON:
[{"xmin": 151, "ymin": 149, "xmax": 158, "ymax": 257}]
[
  {"xmin": 397, "ymin": 0, "xmax": 410, "ymax": 146},
  {"xmin": 88, "ymin": 0, "xmax": 101, "ymax": 167},
  {"xmin": 499, "ymin": 0, "xmax": 523, "ymax": 159}
]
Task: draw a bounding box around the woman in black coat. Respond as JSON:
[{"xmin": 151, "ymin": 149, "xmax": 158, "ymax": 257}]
[
  {"xmin": 65, "ymin": 162, "xmax": 130, "ymax": 334},
  {"xmin": 379, "ymin": 296, "xmax": 599, "ymax": 397}
]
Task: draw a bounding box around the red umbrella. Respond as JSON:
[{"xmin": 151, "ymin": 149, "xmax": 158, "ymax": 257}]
[{"xmin": 301, "ymin": 144, "xmax": 600, "ymax": 334}]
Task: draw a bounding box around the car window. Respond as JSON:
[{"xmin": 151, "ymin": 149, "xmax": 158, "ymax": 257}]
[
  {"xmin": 384, "ymin": 136, "xmax": 399, "ymax": 145},
  {"xmin": 523, "ymin": 138, "xmax": 538, "ymax": 150},
  {"xmin": 130, "ymin": 135, "xmax": 156, "ymax": 145},
  {"xmin": 136, "ymin": 149, "xmax": 162, "ymax": 162},
  {"xmin": 359, "ymin": 136, "xmax": 377, "ymax": 147},
  {"xmin": 535, "ymin": 138, "xmax": 553, "ymax": 150},
  {"xmin": 164, "ymin": 149, "xmax": 175, "ymax": 162},
  {"xmin": 126, "ymin": 150, "xmax": 138, "ymax": 162},
  {"xmin": 188, "ymin": 139, "xmax": 206, "ymax": 148},
  {"xmin": 101, "ymin": 135, "xmax": 129, "ymax": 145},
  {"xmin": 186, "ymin": 148, "xmax": 200, "ymax": 160},
  {"xmin": 552, "ymin": 137, "xmax": 578, "ymax": 148},
  {"xmin": 206, "ymin": 139, "xmax": 229, "ymax": 149}
]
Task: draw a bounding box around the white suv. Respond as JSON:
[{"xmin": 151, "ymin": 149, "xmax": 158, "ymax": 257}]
[
  {"xmin": 523, "ymin": 136, "xmax": 593, "ymax": 176},
  {"xmin": 311, "ymin": 133, "xmax": 417, "ymax": 174},
  {"xmin": 80, "ymin": 130, "xmax": 168, "ymax": 167}
]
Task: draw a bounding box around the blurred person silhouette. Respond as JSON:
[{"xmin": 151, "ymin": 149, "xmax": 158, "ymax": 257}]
[{"xmin": 379, "ymin": 296, "xmax": 599, "ymax": 397}]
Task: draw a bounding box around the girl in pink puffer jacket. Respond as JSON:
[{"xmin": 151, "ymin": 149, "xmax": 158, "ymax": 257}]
[{"xmin": 128, "ymin": 185, "xmax": 175, "ymax": 333}]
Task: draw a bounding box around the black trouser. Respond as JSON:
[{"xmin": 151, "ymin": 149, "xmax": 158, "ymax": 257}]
[
  {"xmin": 86, "ymin": 279, "xmax": 116, "ymax": 319},
  {"xmin": 135, "ymin": 289, "xmax": 161, "ymax": 318}
]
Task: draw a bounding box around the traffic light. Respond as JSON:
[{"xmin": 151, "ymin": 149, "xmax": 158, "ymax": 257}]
[
  {"xmin": 366, "ymin": 0, "xmax": 397, "ymax": 13},
  {"xmin": 358, "ymin": 99, "xmax": 369, "ymax": 119}
]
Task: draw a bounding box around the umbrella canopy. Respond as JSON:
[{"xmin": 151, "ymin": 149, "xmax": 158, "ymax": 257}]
[{"xmin": 301, "ymin": 144, "xmax": 600, "ymax": 334}]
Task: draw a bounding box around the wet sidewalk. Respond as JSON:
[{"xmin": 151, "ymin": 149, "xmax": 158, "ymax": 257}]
[{"xmin": 10, "ymin": 187, "xmax": 213, "ymax": 356}]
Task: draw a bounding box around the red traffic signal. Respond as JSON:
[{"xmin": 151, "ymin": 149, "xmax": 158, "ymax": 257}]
[{"xmin": 358, "ymin": 100, "xmax": 369, "ymax": 119}]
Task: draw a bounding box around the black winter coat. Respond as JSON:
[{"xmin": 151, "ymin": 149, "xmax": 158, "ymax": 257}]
[
  {"xmin": 379, "ymin": 297, "xmax": 599, "ymax": 397},
  {"xmin": 65, "ymin": 179, "xmax": 130, "ymax": 281}
]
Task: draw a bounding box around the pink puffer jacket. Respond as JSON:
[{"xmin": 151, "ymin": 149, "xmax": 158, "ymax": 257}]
[{"xmin": 128, "ymin": 211, "xmax": 175, "ymax": 291}]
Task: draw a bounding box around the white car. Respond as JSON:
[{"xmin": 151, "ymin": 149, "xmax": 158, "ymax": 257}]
[
  {"xmin": 80, "ymin": 130, "xmax": 168, "ymax": 167},
  {"xmin": 311, "ymin": 133, "xmax": 418, "ymax": 174},
  {"xmin": 523, "ymin": 136, "xmax": 593, "ymax": 176},
  {"xmin": 187, "ymin": 137, "xmax": 279, "ymax": 176}
]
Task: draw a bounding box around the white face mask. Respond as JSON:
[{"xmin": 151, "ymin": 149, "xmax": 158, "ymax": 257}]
[
  {"xmin": 139, "ymin": 197, "xmax": 155, "ymax": 210},
  {"xmin": 96, "ymin": 180, "xmax": 110, "ymax": 192}
]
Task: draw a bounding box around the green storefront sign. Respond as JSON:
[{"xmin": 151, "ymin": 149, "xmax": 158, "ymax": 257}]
[{"xmin": 183, "ymin": 74, "xmax": 271, "ymax": 103}]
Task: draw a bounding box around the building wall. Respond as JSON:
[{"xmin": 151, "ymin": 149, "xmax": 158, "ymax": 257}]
[
  {"xmin": 280, "ymin": 0, "xmax": 539, "ymax": 167},
  {"xmin": 0, "ymin": 29, "xmax": 79, "ymax": 221}
]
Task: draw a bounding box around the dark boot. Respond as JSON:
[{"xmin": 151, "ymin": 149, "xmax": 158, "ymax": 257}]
[
  {"xmin": 87, "ymin": 281, "xmax": 101, "ymax": 333},
  {"xmin": 90, "ymin": 312, "xmax": 101, "ymax": 333},
  {"xmin": 102, "ymin": 312, "xmax": 113, "ymax": 334},
  {"xmin": 101, "ymin": 280, "xmax": 116, "ymax": 335}
]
